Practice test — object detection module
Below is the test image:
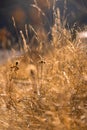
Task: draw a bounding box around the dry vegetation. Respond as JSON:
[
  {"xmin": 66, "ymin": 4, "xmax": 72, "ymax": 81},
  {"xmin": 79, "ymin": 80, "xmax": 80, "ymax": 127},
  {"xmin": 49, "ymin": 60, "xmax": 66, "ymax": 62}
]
[{"xmin": 0, "ymin": 2, "xmax": 87, "ymax": 130}]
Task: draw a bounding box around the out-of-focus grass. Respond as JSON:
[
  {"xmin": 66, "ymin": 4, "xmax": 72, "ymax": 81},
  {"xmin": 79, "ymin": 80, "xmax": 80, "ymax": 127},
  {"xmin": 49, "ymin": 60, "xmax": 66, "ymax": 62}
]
[
  {"xmin": 0, "ymin": 4, "xmax": 87, "ymax": 130},
  {"xmin": 0, "ymin": 26, "xmax": 87, "ymax": 130}
]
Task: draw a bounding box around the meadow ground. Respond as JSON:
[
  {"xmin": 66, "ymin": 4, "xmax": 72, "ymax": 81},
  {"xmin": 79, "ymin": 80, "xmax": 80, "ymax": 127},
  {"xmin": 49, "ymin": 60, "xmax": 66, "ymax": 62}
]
[
  {"xmin": 0, "ymin": 25, "xmax": 87, "ymax": 130},
  {"xmin": 0, "ymin": 2, "xmax": 87, "ymax": 129}
]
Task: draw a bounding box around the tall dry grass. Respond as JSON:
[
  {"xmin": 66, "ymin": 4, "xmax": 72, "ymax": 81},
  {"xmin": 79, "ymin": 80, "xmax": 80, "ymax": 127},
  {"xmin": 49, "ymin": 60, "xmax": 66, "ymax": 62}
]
[{"xmin": 0, "ymin": 1, "xmax": 87, "ymax": 130}]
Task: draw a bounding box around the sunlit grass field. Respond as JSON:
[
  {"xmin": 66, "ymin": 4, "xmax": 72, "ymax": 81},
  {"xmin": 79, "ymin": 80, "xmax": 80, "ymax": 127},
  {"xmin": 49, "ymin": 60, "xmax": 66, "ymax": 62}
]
[{"xmin": 0, "ymin": 3, "xmax": 87, "ymax": 130}]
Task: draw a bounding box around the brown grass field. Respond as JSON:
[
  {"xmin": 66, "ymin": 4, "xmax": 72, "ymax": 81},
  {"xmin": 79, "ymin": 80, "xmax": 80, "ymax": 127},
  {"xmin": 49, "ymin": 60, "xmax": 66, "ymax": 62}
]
[{"xmin": 0, "ymin": 4, "xmax": 87, "ymax": 130}]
